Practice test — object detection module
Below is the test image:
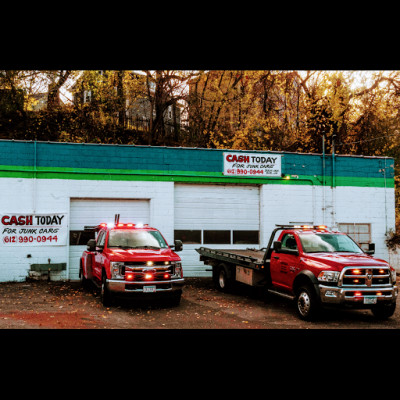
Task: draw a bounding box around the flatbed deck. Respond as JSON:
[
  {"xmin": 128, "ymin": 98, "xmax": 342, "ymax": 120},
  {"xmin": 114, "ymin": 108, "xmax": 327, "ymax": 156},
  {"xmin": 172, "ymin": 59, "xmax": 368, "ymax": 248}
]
[{"xmin": 196, "ymin": 247, "xmax": 268, "ymax": 270}]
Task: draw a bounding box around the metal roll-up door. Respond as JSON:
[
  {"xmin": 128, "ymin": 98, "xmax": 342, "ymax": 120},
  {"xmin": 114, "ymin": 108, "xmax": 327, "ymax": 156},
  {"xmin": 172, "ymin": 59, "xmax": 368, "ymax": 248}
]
[{"xmin": 174, "ymin": 184, "xmax": 260, "ymax": 277}]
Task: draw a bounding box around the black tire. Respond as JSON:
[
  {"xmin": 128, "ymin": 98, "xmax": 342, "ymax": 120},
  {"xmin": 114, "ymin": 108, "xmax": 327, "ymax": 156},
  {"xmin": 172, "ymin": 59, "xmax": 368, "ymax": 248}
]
[
  {"xmin": 100, "ymin": 272, "xmax": 113, "ymax": 307},
  {"xmin": 295, "ymin": 284, "xmax": 320, "ymax": 321},
  {"xmin": 371, "ymin": 302, "xmax": 396, "ymax": 319},
  {"xmin": 168, "ymin": 290, "xmax": 182, "ymax": 307},
  {"xmin": 215, "ymin": 264, "xmax": 232, "ymax": 292},
  {"xmin": 79, "ymin": 265, "xmax": 90, "ymax": 289}
]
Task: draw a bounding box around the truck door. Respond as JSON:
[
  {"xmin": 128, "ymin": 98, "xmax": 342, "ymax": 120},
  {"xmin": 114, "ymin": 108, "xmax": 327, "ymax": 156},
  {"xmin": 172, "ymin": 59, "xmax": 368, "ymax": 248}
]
[
  {"xmin": 93, "ymin": 230, "xmax": 106, "ymax": 280},
  {"xmin": 270, "ymin": 233, "xmax": 300, "ymax": 292}
]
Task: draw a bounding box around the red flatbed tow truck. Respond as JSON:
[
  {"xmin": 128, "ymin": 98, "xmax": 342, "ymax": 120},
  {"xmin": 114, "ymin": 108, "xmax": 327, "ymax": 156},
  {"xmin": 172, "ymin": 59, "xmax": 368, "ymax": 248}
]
[{"xmin": 197, "ymin": 224, "xmax": 398, "ymax": 320}]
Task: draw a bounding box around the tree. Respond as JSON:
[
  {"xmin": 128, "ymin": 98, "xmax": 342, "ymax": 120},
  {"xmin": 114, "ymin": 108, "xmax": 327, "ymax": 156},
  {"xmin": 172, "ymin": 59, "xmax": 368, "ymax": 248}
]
[{"xmin": 142, "ymin": 70, "xmax": 198, "ymax": 146}]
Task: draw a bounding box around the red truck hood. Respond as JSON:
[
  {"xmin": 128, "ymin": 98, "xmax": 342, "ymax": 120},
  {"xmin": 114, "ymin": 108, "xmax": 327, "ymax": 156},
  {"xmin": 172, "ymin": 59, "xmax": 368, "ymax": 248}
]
[
  {"xmin": 303, "ymin": 252, "xmax": 389, "ymax": 270},
  {"xmin": 107, "ymin": 248, "xmax": 180, "ymax": 262}
]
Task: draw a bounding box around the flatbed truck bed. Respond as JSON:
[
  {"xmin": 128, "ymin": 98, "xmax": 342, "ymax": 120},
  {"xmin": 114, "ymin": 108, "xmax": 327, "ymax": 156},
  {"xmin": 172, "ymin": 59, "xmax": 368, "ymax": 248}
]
[{"xmin": 196, "ymin": 247, "xmax": 268, "ymax": 269}]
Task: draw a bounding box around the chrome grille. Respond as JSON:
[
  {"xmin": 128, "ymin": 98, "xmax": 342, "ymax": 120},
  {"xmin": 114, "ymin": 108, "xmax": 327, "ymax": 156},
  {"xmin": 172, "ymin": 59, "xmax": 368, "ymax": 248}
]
[
  {"xmin": 122, "ymin": 265, "xmax": 174, "ymax": 281},
  {"xmin": 340, "ymin": 266, "xmax": 391, "ymax": 287}
]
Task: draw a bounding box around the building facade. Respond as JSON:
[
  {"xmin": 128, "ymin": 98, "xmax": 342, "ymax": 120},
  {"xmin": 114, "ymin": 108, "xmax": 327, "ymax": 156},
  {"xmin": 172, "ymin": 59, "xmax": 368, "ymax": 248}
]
[{"xmin": 0, "ymin": 139, "xmax": 395, "ymax": 282}]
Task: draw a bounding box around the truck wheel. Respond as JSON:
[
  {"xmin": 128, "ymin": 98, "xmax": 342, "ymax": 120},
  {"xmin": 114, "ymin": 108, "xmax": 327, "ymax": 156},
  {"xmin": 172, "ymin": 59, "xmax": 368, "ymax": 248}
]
[
  {"xmin": 295, "ymin": 284, "xmax": 320, "ymax": 321},
  {"xmin": 215, "ymin": 264, "xmax": 232, "ymax": 292},
  {"xmin": 100, "ymin": 272, "xmax": 113, "ymax": 307},
  {"xmin": 371, "ymin": 303, "xmax": 396, "ymax": 319}
]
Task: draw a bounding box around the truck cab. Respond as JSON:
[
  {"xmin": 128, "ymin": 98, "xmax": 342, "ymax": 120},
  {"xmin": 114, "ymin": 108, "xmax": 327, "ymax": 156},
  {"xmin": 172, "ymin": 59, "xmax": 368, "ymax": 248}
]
[{"xmin": 80, "ymin": 222, "xmax": 184, "ymax": 306}]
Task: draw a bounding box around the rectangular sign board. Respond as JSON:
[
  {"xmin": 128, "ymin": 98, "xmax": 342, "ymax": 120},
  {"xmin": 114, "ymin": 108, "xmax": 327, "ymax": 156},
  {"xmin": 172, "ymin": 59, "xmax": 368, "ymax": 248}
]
[
  {"xmin": 223, "ymin": 152, "xmax": 282, "ymax": 177},
  {"xmin": 0, "ymin": 213, "xmax": 68, "ymax": 246}
]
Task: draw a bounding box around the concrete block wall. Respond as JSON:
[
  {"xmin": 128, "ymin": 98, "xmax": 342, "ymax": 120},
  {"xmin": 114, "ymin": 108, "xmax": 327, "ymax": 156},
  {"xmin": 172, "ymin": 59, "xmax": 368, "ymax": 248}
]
[{"xmin": 0, "ymin": 140, "xmax": 396, "ymax": 280}]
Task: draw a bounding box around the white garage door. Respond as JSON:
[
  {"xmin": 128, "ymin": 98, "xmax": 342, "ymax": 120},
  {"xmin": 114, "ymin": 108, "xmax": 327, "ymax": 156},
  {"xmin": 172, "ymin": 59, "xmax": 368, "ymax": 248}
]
[
  {"xmin": 69, "ymin": 198, "xmax": 150, "ymax": 280},
  {"xmin": 174, "ymin": 184, "xmax": 260, "ymax": 277}
]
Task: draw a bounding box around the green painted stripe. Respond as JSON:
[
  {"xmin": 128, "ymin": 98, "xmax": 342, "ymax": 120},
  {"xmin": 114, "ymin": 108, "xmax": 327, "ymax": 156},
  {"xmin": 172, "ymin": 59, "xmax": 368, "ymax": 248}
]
[{"xmin": 0, "ymin": 165, "xmax": 394, "ymax": 188}]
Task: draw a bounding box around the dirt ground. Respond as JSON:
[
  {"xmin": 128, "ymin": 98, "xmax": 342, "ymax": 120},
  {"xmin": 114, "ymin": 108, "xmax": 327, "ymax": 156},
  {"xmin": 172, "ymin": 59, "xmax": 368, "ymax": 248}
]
[{"xmin": 0, "ymin": 276, "xmax": 399, "ymax": 332}]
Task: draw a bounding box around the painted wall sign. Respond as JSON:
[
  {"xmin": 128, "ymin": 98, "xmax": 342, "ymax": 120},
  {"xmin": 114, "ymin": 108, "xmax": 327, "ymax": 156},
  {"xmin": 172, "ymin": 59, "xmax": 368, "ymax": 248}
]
[
  {"xmin": 223, "ymin": 152, "xmax": 282, "ymax": 177},
  {"xmin": 0, "ymin": 213, "xmax": 67, "ymax": 246}
]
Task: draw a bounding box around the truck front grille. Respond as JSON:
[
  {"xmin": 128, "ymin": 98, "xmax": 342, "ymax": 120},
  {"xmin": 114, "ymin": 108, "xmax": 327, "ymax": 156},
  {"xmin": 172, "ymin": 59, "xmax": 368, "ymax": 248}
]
[
  {"xmin": 121, "ymin": 265, "xmax": 174, "ymax": 281},
  {"xmin": 340, "ymin": 266, "xmax": 391, "ymax": 287}
]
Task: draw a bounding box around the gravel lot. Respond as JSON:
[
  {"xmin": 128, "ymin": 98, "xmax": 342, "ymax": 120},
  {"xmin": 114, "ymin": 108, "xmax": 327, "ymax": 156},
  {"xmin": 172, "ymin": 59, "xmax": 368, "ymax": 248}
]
[{"xmin": 0, "ymin": 276, "xmax": 399, "ymax": 331}]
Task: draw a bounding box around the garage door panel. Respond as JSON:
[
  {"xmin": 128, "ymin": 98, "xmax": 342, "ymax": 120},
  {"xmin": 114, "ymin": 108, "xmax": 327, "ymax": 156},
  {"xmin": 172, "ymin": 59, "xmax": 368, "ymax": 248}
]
[{"xmin": 174, "ymin": 184, "xmax": 260, "ymax": 277}]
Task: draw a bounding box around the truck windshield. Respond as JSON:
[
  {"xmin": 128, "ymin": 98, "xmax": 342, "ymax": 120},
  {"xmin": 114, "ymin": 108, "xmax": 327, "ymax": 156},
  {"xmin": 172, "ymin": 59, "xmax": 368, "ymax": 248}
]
[
  {"xmin": 298, "ymin": 233, "xmax": 363, "ymax": 254},
  {"xmin": 107, "ymin": 229, "xmax": 168, "ymax": 249}
]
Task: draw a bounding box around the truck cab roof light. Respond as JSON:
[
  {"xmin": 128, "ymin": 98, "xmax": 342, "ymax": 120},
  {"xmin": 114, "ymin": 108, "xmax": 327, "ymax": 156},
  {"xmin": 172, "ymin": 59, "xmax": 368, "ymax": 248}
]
[{"xmin": 84, "ymin": 222, "xmax": 151, "ymax": 231}]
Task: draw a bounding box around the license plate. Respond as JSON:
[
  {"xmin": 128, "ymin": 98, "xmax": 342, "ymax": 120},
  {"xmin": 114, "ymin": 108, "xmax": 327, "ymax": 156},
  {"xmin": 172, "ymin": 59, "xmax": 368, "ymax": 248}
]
[
  {"xmin": 364, "ymin": 297, "xmax": 377, "ymax": 304},
  {"xmin": 143, "ymin": 285, "xmax": 156, "ymax": 293}
]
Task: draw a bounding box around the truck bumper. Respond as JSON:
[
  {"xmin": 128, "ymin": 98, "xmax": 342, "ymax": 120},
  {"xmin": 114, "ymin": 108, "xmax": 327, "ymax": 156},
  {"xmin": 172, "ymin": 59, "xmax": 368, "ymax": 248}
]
[
  {"xmin": 106, "ymin": 278, "xmax": 184, "ymax": 297},
  {"xmin": 319, "ymin": 284, "xmax": 398, "ymax": 307}
]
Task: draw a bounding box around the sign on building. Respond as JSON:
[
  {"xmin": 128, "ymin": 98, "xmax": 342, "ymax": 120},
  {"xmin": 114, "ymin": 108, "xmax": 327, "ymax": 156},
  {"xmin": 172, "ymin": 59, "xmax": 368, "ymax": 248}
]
[
  {"xmin": 0, "ymin": 213, "xmax": 68, "ymax": 246},
  {"xmin": 223, "ymin": 152, "xmax": 282, "ymax": 177}
]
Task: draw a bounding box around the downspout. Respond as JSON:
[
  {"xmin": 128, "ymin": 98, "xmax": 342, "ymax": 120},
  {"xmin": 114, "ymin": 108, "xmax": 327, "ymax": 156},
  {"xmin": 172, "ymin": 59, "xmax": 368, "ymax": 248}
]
[
  {"xmin": 33, "ymin": 140, "xmax": 37, "ymax": 214},
  {"xmin": 332, "ymin": 134, "xmax": 337, "ymax": 229},
  {"xmin": 322, "ymin": 134, "xmax": 326, "ymax": 225},
  {"xmin": 384, "ymin": 158, "xmax": 388, "ymax": 234}
]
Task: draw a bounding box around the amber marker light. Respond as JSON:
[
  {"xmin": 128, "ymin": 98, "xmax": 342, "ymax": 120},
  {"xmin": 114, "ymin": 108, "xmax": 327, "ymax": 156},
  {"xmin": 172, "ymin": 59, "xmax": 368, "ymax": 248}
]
[
  {"xmin": 144, "ymin": 273, "xmax": 153, "ymax": 280},
  {"xmin": 126, "ymin": 273, "xmax": 134, "ymax": 281},
  {"xmin": 353, "ymin": 269, "xmax": 362, "ymax": 275}
]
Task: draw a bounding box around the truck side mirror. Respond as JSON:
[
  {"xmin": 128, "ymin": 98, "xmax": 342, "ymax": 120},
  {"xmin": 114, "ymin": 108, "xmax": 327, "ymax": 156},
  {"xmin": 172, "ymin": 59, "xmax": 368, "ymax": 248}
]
[
  {"xmin": 273, "ymin": 241, "xmax": 282, "ymax": 252},
  {"xmin": 173, "ymin": 239, "xmax": 183, "ymax": 252},
  {"xmin": 365, "ymin": 243, "xmax": 375, "ymax": 255},
  {"xmin": 87, "ymin": 239, "xmax": 96, "ymax": 252}
]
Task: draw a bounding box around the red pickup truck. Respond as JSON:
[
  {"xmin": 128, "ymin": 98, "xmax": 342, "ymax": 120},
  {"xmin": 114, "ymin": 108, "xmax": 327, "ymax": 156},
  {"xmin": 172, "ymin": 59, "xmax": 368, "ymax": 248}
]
[
  {"xmin": 197, "ymin": 225, "xmax": 398, "ymax": 320},
  {"xmin": 79, "ymin": 222, "xmax": 184, "ymax": 306}
]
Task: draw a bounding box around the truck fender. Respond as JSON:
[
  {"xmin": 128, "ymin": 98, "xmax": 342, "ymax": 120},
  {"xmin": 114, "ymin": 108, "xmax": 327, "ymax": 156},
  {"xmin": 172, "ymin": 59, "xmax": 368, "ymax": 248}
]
[{"xmin": 292, "ymin": 270, "xmax": 320, "ymax": 299}]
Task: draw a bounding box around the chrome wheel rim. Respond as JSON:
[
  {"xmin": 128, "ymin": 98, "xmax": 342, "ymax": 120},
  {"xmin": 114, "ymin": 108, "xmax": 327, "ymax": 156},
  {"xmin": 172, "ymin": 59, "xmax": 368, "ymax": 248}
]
[
  {"xmin": 298, "ymin": 291, "xmax": 311, "ymax": 316},
  {"xmin": 219, "ymin": 271, "xmax": 226, "ymax": 288}
]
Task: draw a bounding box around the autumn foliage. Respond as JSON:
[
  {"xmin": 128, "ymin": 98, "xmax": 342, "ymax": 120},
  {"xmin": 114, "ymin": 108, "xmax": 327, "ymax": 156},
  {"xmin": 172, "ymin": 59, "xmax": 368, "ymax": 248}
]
[{"xmin": 1, "ymin": 70, "xmax": 400, "ymax": 229}]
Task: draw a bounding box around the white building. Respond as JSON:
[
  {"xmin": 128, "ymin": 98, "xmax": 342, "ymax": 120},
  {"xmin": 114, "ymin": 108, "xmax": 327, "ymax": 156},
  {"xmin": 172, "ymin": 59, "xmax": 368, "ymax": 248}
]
[{"xmin": 0, "ymin": 140, "xmax": 395, "ymax": 281}]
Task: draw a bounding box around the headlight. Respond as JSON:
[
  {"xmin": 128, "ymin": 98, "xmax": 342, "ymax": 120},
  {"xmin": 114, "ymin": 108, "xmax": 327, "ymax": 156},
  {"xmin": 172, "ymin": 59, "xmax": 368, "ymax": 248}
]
[
  {"xmin": 171, "ymin": 261, "xmax": 183, "ymax": 278},
  {"xmin": 318, "ymin": 271, "xmax": 340, "ymax": 283},
  {"xmin": 110, "ymin": 262, "xmax": 124, "ymax": 279}
]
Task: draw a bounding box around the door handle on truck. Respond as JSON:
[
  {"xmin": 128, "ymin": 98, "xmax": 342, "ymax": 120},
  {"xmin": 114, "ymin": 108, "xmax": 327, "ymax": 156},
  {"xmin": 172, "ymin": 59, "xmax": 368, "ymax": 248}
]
[{"xmin": 273, "ymin": 256, "xmax": 280, "ymax": 260}]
